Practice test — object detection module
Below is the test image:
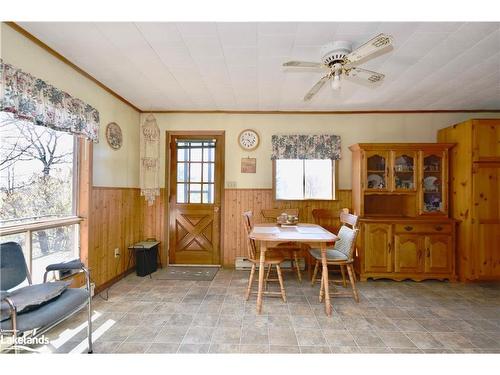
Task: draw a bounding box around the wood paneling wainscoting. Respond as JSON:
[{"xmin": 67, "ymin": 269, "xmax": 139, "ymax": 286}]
[
  {"xmin": 89, "ymin": 187, "xmax": 145, "ymax": 289},
  {"xmin": 89, "ymin": 187, "xmax": 351, "ymax": 289},
  {"xmin": 222, "ymin": 189, "xmax": 352, "ymax": 266}
]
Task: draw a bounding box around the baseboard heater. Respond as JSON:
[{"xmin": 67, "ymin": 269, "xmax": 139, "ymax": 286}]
[{"xmin": 235, "ymin": 256, "xmax": 306, "ymax": 271}]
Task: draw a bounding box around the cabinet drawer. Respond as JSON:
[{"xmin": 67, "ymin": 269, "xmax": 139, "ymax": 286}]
[{"xmin": 395, "ymin": 223, "xmax": 451, "ymax": 234}]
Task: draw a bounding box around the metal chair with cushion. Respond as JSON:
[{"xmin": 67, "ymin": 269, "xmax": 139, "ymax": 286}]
[
  {"xmin": 309, "ymin": 210, "xmax": 360, "ymax": 302},
  {"xmin": 0, "ymin": 242, "xmax": 93, "ymax": 353}
]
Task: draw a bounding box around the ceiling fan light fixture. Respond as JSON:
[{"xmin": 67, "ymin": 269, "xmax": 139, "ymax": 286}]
[{"xmin": 331, "ymin": 74, "xmax": 341, "ymax": 90}]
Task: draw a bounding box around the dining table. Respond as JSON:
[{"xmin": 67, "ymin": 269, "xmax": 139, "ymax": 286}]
[{"xmin": 249, "ymin": 223, "xmax": 338, "ymax": 316}]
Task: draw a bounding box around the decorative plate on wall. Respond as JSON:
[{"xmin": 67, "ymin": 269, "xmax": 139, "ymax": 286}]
[
  {"xmin": 238, "ymin": 129, "xmax": 259, "ymax": 151},
  {"xmin": 105, "ymin": 122, "xmax": 123, "ymax": 150}
]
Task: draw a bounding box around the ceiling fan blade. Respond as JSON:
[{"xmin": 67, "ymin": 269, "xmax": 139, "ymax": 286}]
[
  {"xmin": 346, "ymin": 67, "xmax": 385, "ymax": 84},
  {"xmin": 304, "ymin": 75, "xmax": 330, "ymax": 101},
  {"xmin": 283, "ymin": 61, "xmax": 325, "ymax": 68},
  {"xmin": 344, "ymin": 33, "xmax": 393, "ymax": 65}
]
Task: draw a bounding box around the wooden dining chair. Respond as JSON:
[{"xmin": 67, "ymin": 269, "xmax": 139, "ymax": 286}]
[
  {"xmin": 260, "ymin": 208, "xmax": 303, "ymax": 282},
  {"xmin": 242, "ymin": 211, "xmax": 287, "ymax": 302},
  {"xmin": 309, "ymin": 209, "xmax": 360, "ymax": 302}
]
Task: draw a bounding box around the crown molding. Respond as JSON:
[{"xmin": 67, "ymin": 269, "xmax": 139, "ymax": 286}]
[
  {"xmin": 5, "ymin": 22, "xmax": 500, "ymax": 116},
  {"xmin": 147, "ymin": 109, "xmax": 500, "ymax": 114}
]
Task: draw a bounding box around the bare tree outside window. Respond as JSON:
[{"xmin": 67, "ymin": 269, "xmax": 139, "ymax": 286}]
[{"xmin": 0, "ymin": 112, "xmax": 78, "ymax": 282}]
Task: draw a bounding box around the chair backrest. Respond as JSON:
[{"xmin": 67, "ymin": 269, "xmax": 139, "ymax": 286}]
[
  {"xmin": 339, "ymin": 209, "xmax": 359, "ymax": 229},
  {"xmin": 0, "ymin": 242, "xmax": 31, "ymax": 290},
  {"xmin": 333, "ymin": 226, "xmax": 359, "ymax": 260},
  {"xmin": 261, "ymin": 208, "xmax": 299, "ymax": 222},
  {"xmin": 312, "ymin": 208, "xmax": 340, "ymax": 233},
  {"xmin": 242, "ymin": 211, "xmax": 257, "ymax": 260}
]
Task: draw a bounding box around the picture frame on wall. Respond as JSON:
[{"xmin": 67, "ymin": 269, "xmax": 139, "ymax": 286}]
[{"xmin": 241, "ymin": 157, "xmax": 256, "ymax": 173}]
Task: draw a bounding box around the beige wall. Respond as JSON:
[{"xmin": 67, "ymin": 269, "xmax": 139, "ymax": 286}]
[
  {"xmin": 1, "ymin": 23, "xmax": 140, "ymax": 188},
  {"xmin": 149, "ymin": 112, "xmax": 499, "ymax": 190}
]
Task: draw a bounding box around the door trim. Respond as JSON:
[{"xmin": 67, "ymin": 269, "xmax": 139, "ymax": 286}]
[{"xmin": 165, "ymin": 131, "xmax": 225, "ymax": 266}]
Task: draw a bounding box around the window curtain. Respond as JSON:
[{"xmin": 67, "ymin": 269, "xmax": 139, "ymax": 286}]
[
  {"xmin": 0, "ymin": 59, "xmax": 100, "ymax": 142},
  {"xmin": 271, "ymin": 134, "xmax": 341, "ymax": 160}
]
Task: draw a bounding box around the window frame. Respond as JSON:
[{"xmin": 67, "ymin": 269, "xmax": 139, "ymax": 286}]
[
  {"xmin": 0, "ymin": 123, "xmax": 91, "ymax": 279},
  {"xmin": 272, "ymin": 159, "xmax": 338, "ymax": 201}
]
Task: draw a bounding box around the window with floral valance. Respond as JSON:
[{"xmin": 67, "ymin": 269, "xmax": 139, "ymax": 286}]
[
  {"xmin": 271, "ymin": 134, "xmax": 340, "ymax": 200},
  {"xmin": 271, "ymin": 134, "xmax": 341, "ymax": 160},
  {"xmin": 0, "ymin": 59, "xmax": 100, "ymax": 142}
]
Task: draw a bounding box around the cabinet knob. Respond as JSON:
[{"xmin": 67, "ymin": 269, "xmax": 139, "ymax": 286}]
[
  {"xmin": 434, "ymin": 225, "xmax": 443, "ymax": 231},
  {"xmin": 404, "ymin": 226, "xmax": 413, "ymax": 231}
]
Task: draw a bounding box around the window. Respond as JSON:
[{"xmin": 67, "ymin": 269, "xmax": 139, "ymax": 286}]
[
  {"xmin": 176, "ymin": 140, "xmax": 215, "ymax": 204},
  {"xmin": 0, "ymin": 112, "xmax": 79, "ymax": 283},
  {"xmin": 274, "ymin": 159, "xmax": 335, "ymax": 200}
]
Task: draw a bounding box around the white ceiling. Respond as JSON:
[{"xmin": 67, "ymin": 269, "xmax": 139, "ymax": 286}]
[{"xmin": 18, "ymin": 22, "xmax": 500, "ymax": 111}]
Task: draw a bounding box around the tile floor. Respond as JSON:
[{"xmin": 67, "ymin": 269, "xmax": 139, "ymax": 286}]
[{"xmin": 20, "ymin": 268, "xmax": 500, "ymax": 353}]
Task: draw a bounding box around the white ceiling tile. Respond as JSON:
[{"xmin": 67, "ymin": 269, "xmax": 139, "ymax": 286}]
[
  {"xmin": 17, "ymin": 22, "xmax": 500, "ymax": 111},
  {"xmin": 216, "ymin": 22, "xmax": 257, "ymax": 46}
]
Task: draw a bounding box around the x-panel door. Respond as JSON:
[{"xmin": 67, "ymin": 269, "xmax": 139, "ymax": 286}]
[{"xmin": 168, "ymin": 133, "xmax": 224, "ymax": 265}]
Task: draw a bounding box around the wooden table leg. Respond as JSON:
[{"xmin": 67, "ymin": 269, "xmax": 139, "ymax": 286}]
[
  {"xmin": 321, "ymin": 242, "xmax": 332, "ymax": 316},
  {"xmin": 256, "ymin": 242, "xmax": 267, "ymax": 314}
]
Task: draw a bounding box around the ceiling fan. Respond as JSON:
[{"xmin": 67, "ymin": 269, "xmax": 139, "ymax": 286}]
[{"xmin": 283, "ymin": 33, "xmax": 394, "ymax": 101}]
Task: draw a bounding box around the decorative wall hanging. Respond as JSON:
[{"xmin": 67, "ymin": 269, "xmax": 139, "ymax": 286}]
[
  {"xmin": 140, "ymin": 114, "xmax": 160, "ymax": 206},
  {"xmin": 238, "ymin": 129, "xmax": 259, "ymax": 151},
  {"xmin": 105, "ymin": 122, "xmax": 123, "ymax": 150},
  {"xmin": 271, "ymin": 134, "xmax": 341, "ymax": 160},
  {"xmin": 241, "ymin": 157, "xmax": 257, "ymax": 173},
  {"xmin": 0, "ymin": 59, "xmax": 100, "ymax": 142},
  {"xmin": 106, "ymin": 122, "xmax": 123, "ymax": 150}
]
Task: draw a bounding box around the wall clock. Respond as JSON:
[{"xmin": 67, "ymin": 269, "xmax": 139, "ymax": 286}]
[
  {"xmin": 238, "ymin": 129, "xmax": 259, "ymax": 151},
  {"xmin": 105, "ymin": 122, "xmax": 123, "ymax": 150}
]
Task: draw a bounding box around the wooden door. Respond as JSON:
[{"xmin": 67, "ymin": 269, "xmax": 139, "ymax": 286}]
[
  {"xmin": 394, "ymin": 234, "xmax": 424, "ymax": 273},
  {"xmin": 363, "ymin": 223, "xmax": 393, "ymax": 273},
  {"xmin": 424, "ymin": 235, "xmax": 452, "ymax": 274},
  {"xmin": 472, "ymin": 163, "xmax": 500, "ymax": 278},
  {"xmin": 364, "ymin": 151, "xmax": 390, "ymax": 191},
  {"xmin": 168, "ymin": 133, "xmax": 224, "ymax": 265}
]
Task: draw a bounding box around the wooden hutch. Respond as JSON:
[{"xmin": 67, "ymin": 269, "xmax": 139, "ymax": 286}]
[
  {"xmin": 349, "ymin": 143, "xmax": 456, "ymax": 281},
  {"xmin": 438, "ymin": 119, "xmax": 500, "ymax": 281}
]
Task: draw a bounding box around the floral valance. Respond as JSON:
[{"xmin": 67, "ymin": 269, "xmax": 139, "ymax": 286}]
[
  {"xmin": 271, "ymin": 134, "xmax": 341, "ymax": 160},
  {"xmin": 0, "ymin": 59, "xmax": 100, "ymax": 142}
]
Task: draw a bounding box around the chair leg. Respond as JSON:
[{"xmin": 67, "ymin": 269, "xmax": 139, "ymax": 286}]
[
  {"xmin": 311, "ymin": 260, "xmax": 319, "ymax": 286},
  {"xmin": 319, "ymin": 272, "xmax": 325, "ymax": 302},
  {"xmin": 265, "ymin": 264, "xmax": 272, "ymax": 290},
  {"xmin": 87, "ymin": 296, "xmax": 93, "ymax": 353},
  {"xmin": 276, "ymin": 265, "xmax": 287, "ymax": 302},
  {"xmin": 346, "ymin": 263, "xmax": 359, "ymax": 303},
  {"xmin": 340, "ymin": 265, "xmax": 347, "ymax": 288},
  {"xmin": 245, "ymin": 264, "xmax": 256, "ymax": 301},
  {"xmin": 293, "ymin": 251, "xmax": 302, "ymax": 282}
]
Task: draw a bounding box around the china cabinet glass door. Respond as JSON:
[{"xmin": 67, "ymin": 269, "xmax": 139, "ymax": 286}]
[
  {"xmin": 421, "ymin": 153, "xmax": 445, "ymax": 214},
  {"xmin": 365, "ymin": 151, "xmax": 389, "ymax": 191},
  {"xmin": 393, "ymin": 151, "xmax": 417, "ymax": 191}
]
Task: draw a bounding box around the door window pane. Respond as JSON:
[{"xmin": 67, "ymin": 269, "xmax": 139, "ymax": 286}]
[
  {"xmin": 177, "ymin": 148, "xmax": 188, "ymax": 162},
  {"xmin": 203, "ymin": 163, "xmax": 214, "ymax": 183},
  {"xmin": 177, "ymin": 183, "xmax": 188, "ymax": 203},
  {"xmin": 190, "ymin": 163, "xmax": 202, "ymax": 182},
  {"xmin": 189, "ymin": 183, "xmax": 202, "ymax": 203},
  {"xmin": 305, "ymin": 160, "xmax": 333, "ymax": 199},
  {"xmin": 177, "ymin": 163, "xmax": 188, "ymax": 182},
  {"xmin": 275, "ymin": 160, "xmax": 304, "ymax": 200},
  {"xmin": 190, "ymin": 147, "xmax": 202, "ymax": 162},
  {"xmin": 203, "ymin": 147, "xmax": 214, "ymax": 162},
  {"xmin": 202, "ymin": 183, "xmax": 214, "ymax": 203}
]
